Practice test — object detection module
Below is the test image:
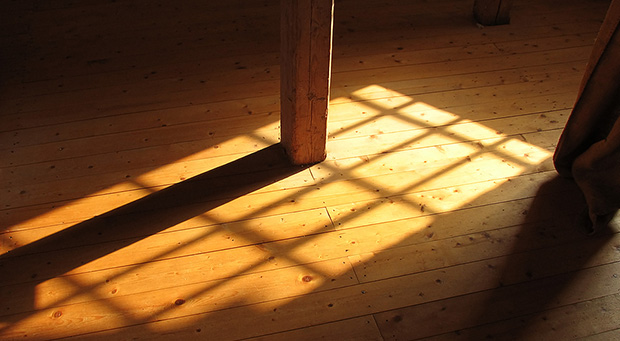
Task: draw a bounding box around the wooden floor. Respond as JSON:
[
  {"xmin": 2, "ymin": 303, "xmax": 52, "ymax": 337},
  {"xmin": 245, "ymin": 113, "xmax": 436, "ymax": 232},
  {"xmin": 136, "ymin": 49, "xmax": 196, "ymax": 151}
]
[{"xmin": 1, "ymin": 0, "xmax": 619, "ymax": 339}]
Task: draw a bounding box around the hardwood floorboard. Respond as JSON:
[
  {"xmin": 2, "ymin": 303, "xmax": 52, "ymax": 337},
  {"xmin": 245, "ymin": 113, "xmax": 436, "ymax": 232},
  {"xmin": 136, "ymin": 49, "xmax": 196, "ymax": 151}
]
[
  {"xmin": 2, "ymin": 127, "xmax": 556, "ymax": 233},
  {"xmin": 1, "ymin": 0, "xmax": 617, "ymax": 339},
  {"xmin": 245, "ymin": 316, "xmax": 384, "ymax": 341},
  {"xmin": 375, "ymin": 263, "xmax": 620, "ymax": 340},
  {"xmin": 585, "ymin": 327, "xmax": 620, "ymax": 340}
]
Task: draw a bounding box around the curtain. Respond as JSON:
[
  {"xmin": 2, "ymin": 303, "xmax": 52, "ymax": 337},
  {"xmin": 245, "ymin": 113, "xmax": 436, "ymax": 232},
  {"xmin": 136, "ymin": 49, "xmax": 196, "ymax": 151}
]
[{"xmin": 553, "ymin": 0, "xmax": 620, "ymax": 233}]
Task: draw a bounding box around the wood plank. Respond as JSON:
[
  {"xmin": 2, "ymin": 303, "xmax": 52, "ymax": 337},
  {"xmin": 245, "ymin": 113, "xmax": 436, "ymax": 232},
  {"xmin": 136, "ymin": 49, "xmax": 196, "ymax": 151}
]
[
  {"xmin": 2, "ymin": 14, "xmax": 600, "ymax": 100},
  {"xmin": 333, "ymin": 19, "xmax": 603, "ymax": 63},
  {"xmin": 348, "ymin": 210, "xmax": 598, "ymax": 284},
  {"xmin": 2, "ymin": 118, "xmax": 279, "ymax": 169},
  {"xmin": 324, "ymin": 169, "xmax": 559, "ymax": 231},
  {"xmin": 333, "ymin": 1, "xmax": 607, "ymax": 46},
  {"xmin": 29, "ymin": 248, "xmax": 619, "ymax": 340},
  {"xmin": 1, "ymin": 58, "xmax": 583, "ymax": 152},
  {"xmin": 1, "ymin": 127, "xmax": 559, "ymax": 232},
  {"xmin": 374, "ymin": 263, "xmax": 620, "ymax": 340},
  {"xmin": 330, "ymin": 60, "xmax": 585, "ymax": 107},
  {"xmin": 5, "ymin": 141, "xmax": 550, "ymax": 268},
  {"xmin": 2, "ymin": 178, "xmax": 595, "ymax": 336},
  {"xmin": 1, "ymin": 60, "xmax": 572, "ymax": 220},
  {"xmin": 0, "ymin": 170, "xmax": 574, "ymax": 288},
  {"xmin": 0, "ymin": 94, "xmax": 281, "ymax": 137},
  {"xmin": 1, "ymin": 146, "xmax": 314, "ymax": 212},
  {"xmin": 1, "ymin": 171, "xmax": 565, "ymax": 285},
  {"xmin": 0, "ymin": 254, "xmax": 354, "ymax": 319},
  {"xmin": 1, "ymin": 161, "xmax": 580, "ymax": 298},
  {"xmin": 1, "ymin": 131, "xmax": 282, "ymax": 189},
  {"xmin": 1, "ymin": 0, "xmax": 605, "ymax": 91},
  {"xmin": 331, "ymin": 46, "xmax": 592, "ymax": 91},
  {"xmin": 0, "ymin": 205, "xmax": 331, "ymax": 265},
  {"xmin": 0, "ymin": 97, "xmax": 281, "ymax": 147},
  {"xmin": 0, "ymin": 51, "xmax": 281, "ymax": 105},
  {"xmin": 423, "ymin": 292, "xmax": 620, "ymax": 340},
  {"xmin": 0, "ymin": 99, "xmax": 568, "ymax": 184},
  {"xmin": 325, "ymin": 110, "xmax": 567, "ymax": 159},
  {"xmin": 0, "ymin": 32, "xmax": 592, "ymax": 143},
  {"xmin": 359, "ymin": 229, "xmax": 620, "ymax": 287},
  {"xmin": 0, "ymin": 257, "xmax": 358, "ymax": 340},
  {"xmin": 585, "ymin": 328, "xmax": 620, "ymax": 340},
  {"xmin": 1, "ymin": 10, "xmax": 597, "ymax": 125},
  {"xmin": 1, "ymin": 74, "xmax": 280, "ymax": 118},
  {"xmin": 1, "ymin": 2, "xmax": 280, "ymax": 62},
  {"xmin": 246, "ymin": 316, "xmax": 383, "ymax": 341},
  {"xmin": 1, "ymin": 84, "xmax": 568, "ymax": 179},
  {"xmin": 332, "ymin": 32, "xmax": 597, "ymax": 74}
]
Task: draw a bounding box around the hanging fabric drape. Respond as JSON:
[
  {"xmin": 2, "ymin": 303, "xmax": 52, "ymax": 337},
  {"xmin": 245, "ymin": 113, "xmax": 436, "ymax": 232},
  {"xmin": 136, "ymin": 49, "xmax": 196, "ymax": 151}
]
[{"xmin": 553, "ymin": 0, "xmax": 620, "ymax": 233}]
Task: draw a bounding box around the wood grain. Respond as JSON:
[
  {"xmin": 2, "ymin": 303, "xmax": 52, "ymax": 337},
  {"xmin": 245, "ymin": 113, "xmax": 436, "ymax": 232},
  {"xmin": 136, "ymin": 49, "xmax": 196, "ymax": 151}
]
[{"xmin": 0, "ymin": 0, "xmax": 616, "ymax": 339}]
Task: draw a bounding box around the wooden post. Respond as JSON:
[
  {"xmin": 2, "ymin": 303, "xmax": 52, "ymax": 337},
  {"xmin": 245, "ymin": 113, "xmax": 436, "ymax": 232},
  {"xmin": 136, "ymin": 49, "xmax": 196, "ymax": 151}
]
[
  {"xmin": 280, "ymin": 0, "xmax": 334, "ymax": 165},
  {"xmin": 473, "ymin": 0, "xmax": 513, "ymax": 26}
]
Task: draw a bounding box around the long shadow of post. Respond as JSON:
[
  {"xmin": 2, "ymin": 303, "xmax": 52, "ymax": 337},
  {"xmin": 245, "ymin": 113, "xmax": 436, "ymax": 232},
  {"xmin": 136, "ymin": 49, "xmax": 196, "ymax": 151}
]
[{"xmin": 0, "ymin": 144, "xmax": 310, "ymax": 327}]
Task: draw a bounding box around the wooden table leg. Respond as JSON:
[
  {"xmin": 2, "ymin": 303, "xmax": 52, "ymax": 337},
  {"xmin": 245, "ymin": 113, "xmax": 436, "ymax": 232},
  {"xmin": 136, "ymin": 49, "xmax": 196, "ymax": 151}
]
[{"xmin": 280, "ymin": 0, "xmax": 334, "ymax": 165}]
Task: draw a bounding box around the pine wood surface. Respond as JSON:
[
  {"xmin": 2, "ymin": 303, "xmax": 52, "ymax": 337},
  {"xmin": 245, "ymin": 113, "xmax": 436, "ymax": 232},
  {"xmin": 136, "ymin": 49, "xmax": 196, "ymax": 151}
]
[{"xmin": 1, "ymin": 0, "xmax": 619, "ymax": 339}]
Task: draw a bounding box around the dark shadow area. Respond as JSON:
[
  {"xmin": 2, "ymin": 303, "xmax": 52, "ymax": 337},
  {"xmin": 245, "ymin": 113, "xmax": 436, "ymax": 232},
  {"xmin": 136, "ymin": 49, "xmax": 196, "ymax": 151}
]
[
  {"xmin": 460, "ymin": 175, "xmax": 617, "ymax": 339},
  {"xmin": 0, "ymin": 144, "xmax": 310, "ymax": 326},
  {"xmin": 0, "ymin": 0, "xmax": 281, "ymax": 232},
  {"xmin": 357, "ymin": 177, "xmax": 617, "ymax": 340}
]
